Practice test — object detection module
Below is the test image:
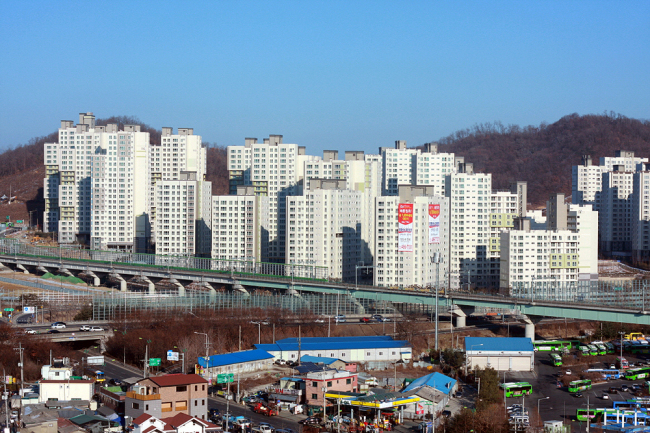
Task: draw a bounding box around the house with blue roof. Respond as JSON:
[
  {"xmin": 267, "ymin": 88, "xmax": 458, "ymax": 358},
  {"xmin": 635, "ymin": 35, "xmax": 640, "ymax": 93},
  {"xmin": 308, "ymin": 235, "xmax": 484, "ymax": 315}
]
[
  {"xmin": 197, "ymin": 349, "xmax": 274, "ymax": 377},
  {"xmin": 465, "ymin": 337, "xmax": 534, "ymax": 372},
  {"xmin": 255, "ymin": 336, "xmax": 411, "ymax": 368},
  {"xmin": 300, "ymin": 355, "xmax": 348, "ymax": 370},
  {"xmin": 401, "ymin": 372, "xmax": 458, "ymax": 418}
]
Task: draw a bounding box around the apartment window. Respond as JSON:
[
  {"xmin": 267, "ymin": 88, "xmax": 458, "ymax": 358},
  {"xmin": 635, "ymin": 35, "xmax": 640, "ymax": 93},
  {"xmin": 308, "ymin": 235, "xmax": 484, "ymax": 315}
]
[
  {"xmin": 176, "ymin": 386, "xmax": 187, "ymax": 392},
  {"xmin": 327, "ymin": 381, "xmax": 332, "ymax": 387},
  {"xmin": 311, "ymin": 394, "xmax": 318, "ymax": 400},
  {"xmin": 312, "ymin": 382, "xmax": 317, "ymax": 387},
  {"xmin": 132, "ymin": 403, "xmax": 140, "ymax": 410},
  {"xmin": 346, "ymin": 378, "xmax": 351, "ymax": 384}
]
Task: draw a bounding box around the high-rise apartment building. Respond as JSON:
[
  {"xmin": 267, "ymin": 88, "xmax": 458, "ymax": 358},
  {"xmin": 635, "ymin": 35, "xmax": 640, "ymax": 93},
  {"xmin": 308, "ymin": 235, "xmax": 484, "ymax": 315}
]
[
  {"xmin": 600, "ymin": 167, "xmax": 635, "ymax": 254},
  {"xmin": 154, "ymin": 172, "xmax": 212, "ymax": 257},
  {"xmin": 226, "ymin": 135, "xmax": 318, "ymax": 262},
  {"xmin": 149, "ymin": 127, "xmax": 206, "ymax": 248},
  {"xmin": 373, "ymin": 186, "xmax": 450, "ymax": 288},
  {"xmin": 285, "ymin": 179, "xmax": 365, "ymax": 281},
  {"xmin": 44, "ymin": 113, "xmax": 151, "ymax": 250},
  {"xmin": 499, "ymin": 198, "xmax": 598, "ymax": 290},
  {"xmin": 445, "ymin": 164, "xmax": 492, "ymax": 289},
  {"xmin": 632, "ymin": 167, "xmax": 650, "ymax": 263},
  {"xmin": 211, "ymin": 186, "xmax": 270, "ymax": 263}
]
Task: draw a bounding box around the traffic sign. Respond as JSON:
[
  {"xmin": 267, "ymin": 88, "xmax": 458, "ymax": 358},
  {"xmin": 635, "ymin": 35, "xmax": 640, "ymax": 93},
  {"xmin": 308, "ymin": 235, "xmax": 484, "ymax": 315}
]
[
  {"xmin": 167, "ymin": 350, "xmax": 179, "ymax": 361},
  {"xmin": 149, "ymin": 358, "xmax": 161, "ymax": 367},
  {"xmin": 217, "ymin": 373, "xmax": 234, "ymax": 383},
  {"xmin": 3, "ymin": 308, "xmax": 14, "ymax": 312},
  {"xmin": 16, "ymin": 220, "xmax": 23, "ymax": 224}
]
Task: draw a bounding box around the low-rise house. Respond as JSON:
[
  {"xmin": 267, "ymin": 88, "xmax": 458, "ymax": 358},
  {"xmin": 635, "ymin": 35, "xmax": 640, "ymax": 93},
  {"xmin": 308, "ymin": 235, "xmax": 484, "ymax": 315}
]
[
  {"xmin": 98, "ymin": 385, "xmax": 126, "ymax": 414},
  {"xmin": 268, "ymin": 377, "xmax": 304, "ymax": 405},
  {"xmin": 131, "ymin": 412, "xmax": 220, "ymax": 433},
  {"xmin": 125, "ymin": 374, "xmax": 209, "ymax": 421},
  {"xmin": 304, "ymin": 369, "xmax": 358, "ymax": 408},
  {"xmin": 197, "ymin": 349, "xmax": 274, "ymax": 378},
  {"xmin": 69, "ymin": 413, "xmax": 121, "ymax": 433},
  {"xmin": 20, "ymin": 405, "xmax": 59, "ymax": 433},
  {"xmin": 38, "ymin": 380, "xmax": 94, "ymax": 404},
  {"xmin": 402, "ymin": 372, "xmax": 457, "ymax": 418}
]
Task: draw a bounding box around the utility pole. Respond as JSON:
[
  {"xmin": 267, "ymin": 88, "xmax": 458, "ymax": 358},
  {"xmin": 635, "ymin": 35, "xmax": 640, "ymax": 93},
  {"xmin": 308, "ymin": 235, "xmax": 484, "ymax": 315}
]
[
  {"xmin": 14, "ymin": 343, "xmax": 24, "ymax": 395},
  {"xmin": 431, "ymin": 253, "xmax": 442, "ymax": 352},
  {"xmin": 3, "ymin": 367, "xmax": 9, "ymax": 430}
]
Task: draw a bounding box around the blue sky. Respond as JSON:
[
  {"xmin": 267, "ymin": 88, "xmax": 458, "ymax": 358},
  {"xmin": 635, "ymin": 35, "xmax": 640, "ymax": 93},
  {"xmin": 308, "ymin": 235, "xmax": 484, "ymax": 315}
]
[{"xmin": 1, "ymin": 1, "xmax": 648, "ymax": 156}]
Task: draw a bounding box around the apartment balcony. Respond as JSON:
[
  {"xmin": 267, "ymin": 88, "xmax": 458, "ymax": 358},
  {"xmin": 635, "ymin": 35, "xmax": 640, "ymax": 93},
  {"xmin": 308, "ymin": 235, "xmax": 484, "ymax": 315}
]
[{"xmin": 126, "ymin": 391, "xmax": 161, "ymax": 401}]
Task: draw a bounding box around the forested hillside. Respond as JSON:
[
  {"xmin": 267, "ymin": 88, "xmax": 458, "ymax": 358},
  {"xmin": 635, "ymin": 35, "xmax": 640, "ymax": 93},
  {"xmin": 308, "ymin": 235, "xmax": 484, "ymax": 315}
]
[{"xmin": 433, "ymin": 112, "xmax": 650, "ymax": 206}]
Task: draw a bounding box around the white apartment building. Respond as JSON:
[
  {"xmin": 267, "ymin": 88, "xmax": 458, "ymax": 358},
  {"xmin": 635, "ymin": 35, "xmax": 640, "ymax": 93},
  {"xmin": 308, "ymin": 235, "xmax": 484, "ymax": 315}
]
[
  {"xmin": 154, "ymin": 172, "xmax": 212, "ymax": 257},
  {"xmin": 373, "ymin": 186, "xmax": 450, "ymax": 288},
  {"xmin": 632, "ymin": 168, "xmax": 650, "ymax": 263},
  {"xmin": 44, "ymin": 113, "xmax": 151, "ymax": 250},
  {"xmin": 285, "ymin": 179, "xmax": 365, "ymax": 281},
  {"xmin": 211, "ymin": 186, "xmax": 270, "ymax": 263},
  {"xmin": 572, "ymin": 151, "xmax": 647, "ymax": 210},
  {"xmin": 415, "ymin": 143, "xmax": 456, "ymax": 198},
  {"xmin": 381, "ymin": 140, "xmax": 418, "ymax": 196},
  {"xmin": 487, "ymin": 187, "xmax": 522, "ymax": 287},
  {"xmin": 445, "ymin": 165, "xmax": 492, "ymax": 289},
  {"xmin": 500, "ymin": 199, "xmax": 598, "ymax": 289},
  {"xmin": 227, "ymin": 135, "xmax": 318, "ymax": 262},
  {"xmin": 600, "ymin": 168, "xmax": 635, "ymax": 255},
  {"xmin": 149, "ymin": 127, "xmax": 206, "ymax": 249}
]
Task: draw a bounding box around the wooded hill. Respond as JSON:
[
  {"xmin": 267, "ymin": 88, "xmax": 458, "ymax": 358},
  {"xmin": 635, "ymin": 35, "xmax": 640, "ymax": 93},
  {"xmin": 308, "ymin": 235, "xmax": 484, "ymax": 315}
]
[
  {"xmin": 432, "ymin": 112, "xmax": 650, "ymax": 207},
  {"xmin": 2, "ymin": 112, "xmax": 649, "ymax": 227}
]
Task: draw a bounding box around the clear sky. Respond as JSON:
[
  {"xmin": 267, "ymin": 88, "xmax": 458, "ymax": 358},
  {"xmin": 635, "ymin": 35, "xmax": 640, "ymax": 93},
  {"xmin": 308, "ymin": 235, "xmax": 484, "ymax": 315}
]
[{"xmin": 1, "ymin": 1, "xmax": 648, "ymax": 156}]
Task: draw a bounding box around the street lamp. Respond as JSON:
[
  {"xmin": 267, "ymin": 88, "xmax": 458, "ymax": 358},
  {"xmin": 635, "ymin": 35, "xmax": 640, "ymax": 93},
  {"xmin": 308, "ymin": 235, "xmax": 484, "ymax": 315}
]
[
  {"xmin": 431, "ymin": 253, "xmax": 442, "ymax": 352},
  {"xmin": 537, "ymin": 396, "xmax": 550, "ymax": 426},
  {"xmin": 194, "ymin": 331, "xmax": 210, "ymax": 381},
  {"xmin": 465, "ymin": 344, "xmax": 483, "ymax": 377},
  {"xmin": 619, "ymin": 331, "xmax": 625, "ymax": 361}
]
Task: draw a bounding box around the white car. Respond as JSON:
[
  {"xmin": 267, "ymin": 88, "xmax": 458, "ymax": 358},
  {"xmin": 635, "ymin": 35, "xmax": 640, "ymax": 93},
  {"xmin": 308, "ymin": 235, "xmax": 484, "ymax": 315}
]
[
  {"xmin": 51, "ymin": 322, "xmax": 66, "ymax": 329},
  {"xmin": 90, "ymin": 326, "xmax": 104, "ymax": 332},
  {"xmin": 79, "ymin": 325, "xmax": 91, "ymax": 331},
  {"xmin": 565, "ymin": 369, "xmax": 572, "ymax": 375},
  {"xmin": 25, "ymin": 329, "xmax": 36, "ymax": 335}
]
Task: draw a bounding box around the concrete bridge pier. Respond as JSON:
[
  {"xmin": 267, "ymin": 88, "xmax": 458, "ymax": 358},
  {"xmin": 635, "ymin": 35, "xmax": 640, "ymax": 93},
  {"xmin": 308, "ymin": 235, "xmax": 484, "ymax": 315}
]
[
  {"xmin": 16, "ymin": 264, "xmax": 29, "ymax": 274},
  {"xmin": 111, "ymin": 273, "xmax": 128, "ymax": 292},
  {"xmin": 450, "ymin": 304, "xmax": 467, "ymax": 328},
  {"xmin": 168, "ymin": 278, "xmax": 185, "ymax": 297},
  {"xmin": 233, "ymin": 282, "xmax": 250, "ymax": 296},
  {"xmin": 142, "ymin": 277, "xmax": 155, "ymax": 294},
  {"xmin": 523, "ymin": 316, "xmax": 535, "ymax": 340},
  {"xmin": 36, "ymin": 266, "xmax": 50, "ymax": 274},
  {"xmin": 58, "ymin": 267, "xmax": 73, "ymax": 277},
  {"xmin": 86, "ymin": 271, "xmax": 100, "ymax": 286}
]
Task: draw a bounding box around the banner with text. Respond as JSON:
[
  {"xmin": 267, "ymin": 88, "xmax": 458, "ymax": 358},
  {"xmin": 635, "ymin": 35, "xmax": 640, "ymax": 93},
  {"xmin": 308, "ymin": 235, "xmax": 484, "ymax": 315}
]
[
  {"xmin": 398, "ymin": 203, "xmax": 414, "ymax": 252},
  {"xmin": 428, "ymin": 204, "xmax": 441, "ymax": 244}
]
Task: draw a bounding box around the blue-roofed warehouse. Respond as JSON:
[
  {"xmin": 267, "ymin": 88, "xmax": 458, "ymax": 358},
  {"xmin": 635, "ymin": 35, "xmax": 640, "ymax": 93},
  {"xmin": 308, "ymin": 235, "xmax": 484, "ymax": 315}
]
[
  {"xmin": 465, "ymin": 337, "xmax": 535, "ymax": 372},
  {"xmin": 197, "ymin": 349, "xmax": 274, "ymax": 377},
  {"xmin": 255, "ymin": 336, "xmax": 411, "ymax": 369}
]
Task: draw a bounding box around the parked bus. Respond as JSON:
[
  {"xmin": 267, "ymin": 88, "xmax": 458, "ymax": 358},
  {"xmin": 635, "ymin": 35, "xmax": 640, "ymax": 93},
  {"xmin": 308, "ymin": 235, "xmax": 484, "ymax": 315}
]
[
  {"xmin": 568, "ymin": 379, "xmax": 592, "ymax": 393},
  {"xmin": 587, "ymin": 345, "xmax": 599, "ymax": 356},
  {"xmin": 585, "ymin": 369, "xmax": 621, "ymax": 380},
  {"xmin": 550, "ymin": 353, "xmax": 562, "ymax": 367},
  {"xmin": 580, "ymin": 346, "xmax": 590, "ymax": 356},
  {"xmin": 623, "ymin": 367, "xmax": 650, "ymax": 380},
  {"xmin": 576, "ymin": 409, "xmax": 605, "ymax": 422},
  {"xmin": 533, "ymin": 340, "xmax": 572, "ymax": 352},
  {"xmin": 595, "ymin": 344, "xmax": 607, "ymax": 355},
  {"xmin": 625, "ymin": 332, "xmax": 645, "ymax": 341},
  {"xmin": 85, "ymin": 370, "xmax": 105, "ymax": 383},
  {"xmin": 605, "ymin": 342, "xmax": 615, "ymax": 354},
  {"xmin": 501, "ymin": 382, "xmax": 533, "ymax": 397}
]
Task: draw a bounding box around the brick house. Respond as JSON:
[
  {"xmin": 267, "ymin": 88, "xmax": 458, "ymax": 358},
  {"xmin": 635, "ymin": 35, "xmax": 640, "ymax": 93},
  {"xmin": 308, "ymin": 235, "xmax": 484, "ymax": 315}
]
[
  {"xmin": 304, "ymin": 370, "xmax": 358, "ymax": 408},
  {"xmin": 125, "ymin": 374, "xmax": 209, "ymax": 422}
]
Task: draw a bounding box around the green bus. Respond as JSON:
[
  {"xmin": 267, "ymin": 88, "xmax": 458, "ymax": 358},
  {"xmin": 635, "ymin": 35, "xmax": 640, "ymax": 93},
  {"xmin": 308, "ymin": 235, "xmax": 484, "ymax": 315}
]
[
  {"xmin": 576, "ymin": 408, "xmax": 615, "ymax": 422},
  {"xmin": 623, "ymin": 367, "xmax": 650, "ymax": 380},
  {"xmin": 587, "ymin": 345, "xmax": 599, "ymax": 356},
  {"xmin": 605, "ymin": 342, "xmax": 615, "ymax": 354},
  {"xmin": 595, "ymin": 344, "xmax": 607, "ymax": 355},
  {"xmin": 580, "ymin": 346, "xmax": 590, "ymax": 356},
  {"xmin": 533, "ymin": 340, "xmax": 573, "ymax": 352},
  {"xmin": 550, "ymin": 353, "xmax": 562, "ymax": 366},
  {"xmin": 568, "ymin": 379, "xmax": 592, "ymax": 393},
  {"xmin": 501, "ymin": 382, "xmax": 533, "ymax": 397}
]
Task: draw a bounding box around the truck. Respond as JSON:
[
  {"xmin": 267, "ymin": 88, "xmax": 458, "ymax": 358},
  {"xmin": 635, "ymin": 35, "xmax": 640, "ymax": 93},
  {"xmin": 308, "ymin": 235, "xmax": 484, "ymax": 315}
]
[
  {"xmin": 253, "ymin": 425, "xmax": 274, "ymax": 433},
  {"xmin": 253, "ymin": 402, "xmax": 278, "ymax": 416}
]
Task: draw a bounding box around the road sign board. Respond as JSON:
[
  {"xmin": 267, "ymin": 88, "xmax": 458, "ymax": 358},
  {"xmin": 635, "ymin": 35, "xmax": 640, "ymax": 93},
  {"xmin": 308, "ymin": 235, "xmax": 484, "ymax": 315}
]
[
  {"xmin": 167, "ymin": 350, "xmax": 179, "ymax": 361},
  {"xmin": 217, "ymin": 373, "xmax": 234, "ymax": 383},
  {"xmin": 16, "ymin": 220, "xmax": 23, "ymax": 224},
  {"xmin": 149, "ymin": 358, "xmax": 161, "ymax": 367},
  {"xmin": 3, "ymin": 308, "xmax": 14, "ymax": 312}
]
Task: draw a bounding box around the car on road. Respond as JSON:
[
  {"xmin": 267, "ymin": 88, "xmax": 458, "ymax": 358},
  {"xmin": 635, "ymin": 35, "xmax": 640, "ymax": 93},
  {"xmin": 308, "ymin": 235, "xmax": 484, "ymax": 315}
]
[
  {"xmin": 371, "ymin": 314, "xmax": 384, "ymax": 322},
  {"xmin": 622, "ymin": 385, "xmax": 629, "ymax": 392},
  {"xmin": 90, "ymin": 326, "xmax": 104, "ymax": 332},
  {"xmin": 609, "ymin": 387, "xmax": 618, "ymax": 394},
  {"xmin": 47, "ymin": 329, "xmax": 60, "ymax": 334},
  {"xmin": 574, "ymin": 392, "xmax": 583, "ymax": 398},
  {"xmin": 334, "ymin": 315, "xmax": 346, "ymax": 323},
  {"xmin": 258, "ymin": 422, "xmax": 275, "ymax": 433},
  {"xmin": 565, "ymin": 369, "xmax": 572, "ymax": 375},
  {"xmin": 274, "ymin": 359, "xmax": 287, "ymax": 366},
  {"xmin": 632, "ymin": 384, "xmax": 642, "ymax": 391},
  {"xmin": 602, "ymin": 393, "xmax": 609, "ymax": 399},
  {"xmin": 51, "ymin": 322, "xmax": 66, "ymax": 329},
  {"xmin": 80, "ymin": 325, "xmax": 91, "ymax": 331},
  {"xmin": 25, "ymin": 329, "xmax": 36, "ymax": 334},
  {"xmin": 442, "ymin": 410, "xmax": 452, "ymax": 418},
  {"xmin": 314, "ymin": 318, "xmax": 325, "ymax": 323},
  {"xmin": 359, "ymin": 317, "xmax": 371, "ymax": 323}
]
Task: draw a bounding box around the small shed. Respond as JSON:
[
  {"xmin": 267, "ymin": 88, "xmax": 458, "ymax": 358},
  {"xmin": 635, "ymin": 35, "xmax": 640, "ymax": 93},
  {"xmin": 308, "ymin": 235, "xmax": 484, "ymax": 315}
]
[{"xmin": 465, "ymin": 337, "xmax": 535, "ymax": 372}]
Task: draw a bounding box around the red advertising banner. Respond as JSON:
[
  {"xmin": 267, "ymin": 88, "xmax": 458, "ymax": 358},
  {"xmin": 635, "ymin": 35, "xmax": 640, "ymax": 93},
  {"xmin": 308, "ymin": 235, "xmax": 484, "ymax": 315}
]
[
  {"xmin": 398, "ymin": 203, "xmax": 414, "ymax": 252},
  {"xmin": 428, "ymin": 204, "xmax": 440, "ymax": 244}
]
